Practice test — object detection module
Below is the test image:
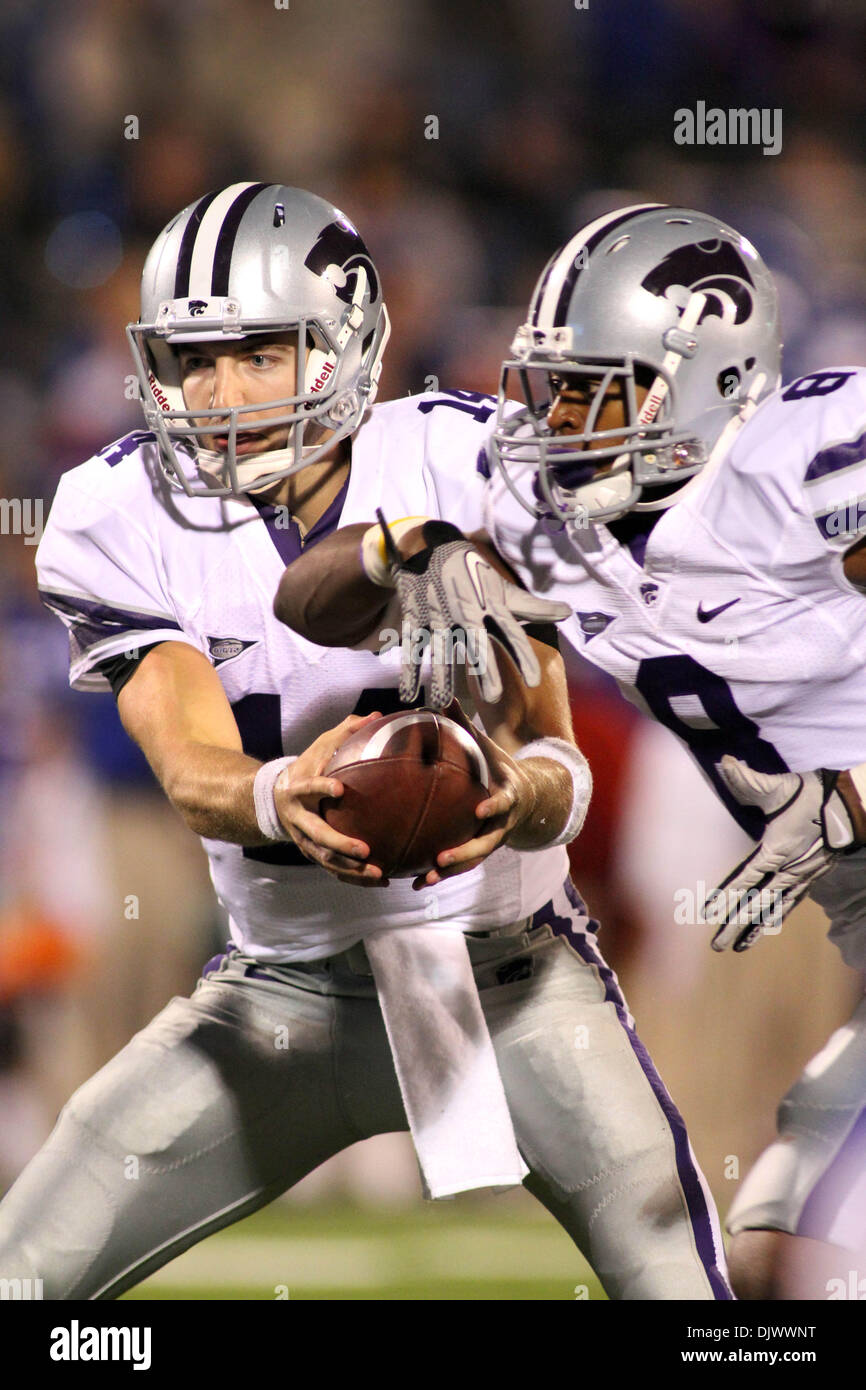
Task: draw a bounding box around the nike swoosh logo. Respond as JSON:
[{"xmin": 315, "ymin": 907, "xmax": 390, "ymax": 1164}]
[
  {"xmin": 823, "ymin": 799, "xmax": 852, "ymax": 849},
  {"xmin": 464, "ymin": 550, "xmax": 491, "ymax": 607},
  {"xmin": 697, "ymin": 598, "xmax": 741, "ymax": 624}
]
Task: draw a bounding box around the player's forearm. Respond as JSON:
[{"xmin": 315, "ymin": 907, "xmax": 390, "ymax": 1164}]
[
  {"xmin": 274, "ymin": 523, "xmax": 394, "ymax": 644},
  {"xmin": 160, "ymin": 744, "xmax": 270, "ymax": 843},
  {"xmin": 507, "ymin": 757, "xmax": 575, "ymax": 849},
  {"xmin": 273, "ymin": 520, "xmax": 434, "ymax": 645}
]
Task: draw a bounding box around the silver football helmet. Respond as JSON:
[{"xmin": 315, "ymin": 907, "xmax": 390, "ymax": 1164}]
[
  {"xmin": 492, "ymin": 204, "xmax": 782, "ymax": 523},
  {"xmin": 127, "ymin": 182, "xmax": 390, "ymax": 496}
]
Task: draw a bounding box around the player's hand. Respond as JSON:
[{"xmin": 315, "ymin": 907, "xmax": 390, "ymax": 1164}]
[
  {"xmin": 702, "ymin": 756, "xmax": 863, "ymax": 951},
  {"xmin": 273, "ymin": 712, "xmax": 389, "ymax": 886},
  {"xmin": 411, "ymin": 706, "xmax": 535, "ymax": 889},
  {"xmin": 377, "ymin": 513, "xmax": 571, "ymax": 709}
]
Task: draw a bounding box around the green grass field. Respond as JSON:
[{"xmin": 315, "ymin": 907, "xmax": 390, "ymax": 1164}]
[{"xmin": 121, "ymin": 1195, "xmax": 606, "ymax": 1301}]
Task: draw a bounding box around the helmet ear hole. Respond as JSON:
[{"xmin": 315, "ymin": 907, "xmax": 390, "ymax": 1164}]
[
  {"xmin": 718, "ymin": 367, "xmax": 741, "ymax": 399},
  {"xmin": 303, "ymin": 322, "xmax": 338, "ymax": 396}
]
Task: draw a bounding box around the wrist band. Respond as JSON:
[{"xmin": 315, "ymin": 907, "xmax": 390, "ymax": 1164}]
[
  {"xmin": 253, "ymin": 756, "xmax": 296, "ymax": 841},
  {"xmin": 513, "ymin": 738, "xmax": 592, "ymax": 847},
  {"xmin": 360, "ymin": 516, "xmax": 430, "ymax": 587}
]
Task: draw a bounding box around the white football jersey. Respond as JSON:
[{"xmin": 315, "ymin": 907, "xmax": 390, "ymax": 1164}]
[
  {"xmin": 486, "ymin": 368, "xmax": 866, "ymax": 842},
  {"xmin": 37, "ymin": 391, "xmax": 567, "ymax": 961}
]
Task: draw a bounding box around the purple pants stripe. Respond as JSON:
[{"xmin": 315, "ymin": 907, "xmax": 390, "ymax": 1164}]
[{"xmin": 547, "ymin": 880, "xmax": 733, "ymax": 1301}]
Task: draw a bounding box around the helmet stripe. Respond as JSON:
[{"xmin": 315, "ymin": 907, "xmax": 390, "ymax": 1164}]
[
  {"xmin": 183, "ymin": 182, "xmax": 269, "ymax": 300},
  {"xmin": 537, "ymin": 203, "xmax": 663, "ymax": 329},
  {"xmin": 530, "ymin": 250, "xmax": 559, "ymax": 327},
  {"xmin": 210, "ymin": 182, "xmax": 270, "ymax": 296},
  {"xmin": 173, "ymin": 189, "xmax": 221, "ymax": 298}
]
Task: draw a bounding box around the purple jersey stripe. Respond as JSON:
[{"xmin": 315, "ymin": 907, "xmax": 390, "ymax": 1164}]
[
  {"xmin": 796, "ymin": 1105, "xmax": 866, "ymax": 1246},
  {"xmin": 39, "ymin": 589, "xmax": 183, "ymax": 649},
  {"xmin": 549, "ymin": 883, "xmax": 733, "ymax": 1300},
  {"xmin": 252, "ymin": 471, "xmax": 349, "ymax": 567},
  {"xmin": 804, "ymin": 419, "xmax": 866, "ymax": 483}
]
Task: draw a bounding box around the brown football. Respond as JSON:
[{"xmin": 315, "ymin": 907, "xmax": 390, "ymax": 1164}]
[{"xmin": 320, "ymin": 709, "xmax": 491, "ymax": 877}]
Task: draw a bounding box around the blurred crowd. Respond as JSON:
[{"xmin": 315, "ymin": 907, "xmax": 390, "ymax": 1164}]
[{"xmin": 0, "ymin": 0, "xmax": 863, "ymax": 1211}]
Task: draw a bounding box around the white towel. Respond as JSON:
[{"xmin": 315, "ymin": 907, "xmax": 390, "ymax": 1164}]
[{"xmin": 363, "ymin": 925, "xmax": 529, "ymax": 1199}]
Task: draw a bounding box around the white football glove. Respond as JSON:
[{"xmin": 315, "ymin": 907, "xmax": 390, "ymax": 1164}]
[
  {"xmin": 702, "ymin": 756, "xmax": 862, "ymax": 952},
  {"xmin": 376, "ymin": 512, "xmax": 572, "ymax": 708}
]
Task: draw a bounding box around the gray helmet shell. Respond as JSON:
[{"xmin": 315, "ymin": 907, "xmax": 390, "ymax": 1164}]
[
  {"xmin": 492, "ymin": 204, "xmax": 782, "ymax": 524},
  {"xmin": 127, "ymin": 182, "xmax": 390, "ymax": 496}
]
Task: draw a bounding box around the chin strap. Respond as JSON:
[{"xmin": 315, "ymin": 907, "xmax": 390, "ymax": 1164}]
[
  {"xmin": 632, "ymin": 370, "xmax": 769, "ymax": 514},
  {"xmin": 199, "ymin": 443, "xmax": 322, "ymax": 484},
  {"xmin": 194, "ymin": 445, "xmax": 314, "ymax": 492},
  {"xmin": 634, "ymin": 290, "xmax": 708, "ymax": 431},
  {"xmin": 194, "ymin": 412, "xmax": 357, "ymax": 491},
  {"xmin": 631, "ymin": 485, "xmax": 692, "ymax": 514},
  {"xmin": 563, "ymin": 469, "xmax": 635, "ymax": 521}
]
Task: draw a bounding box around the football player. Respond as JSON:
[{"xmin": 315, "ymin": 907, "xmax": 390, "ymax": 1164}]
[
  {"xmin": 0, "ymin": 186, "xmax": 730, "ymax": 1299},
  {"xmin": 309, "ymin": 204, "xmax": 866, "ymax": 1299}
]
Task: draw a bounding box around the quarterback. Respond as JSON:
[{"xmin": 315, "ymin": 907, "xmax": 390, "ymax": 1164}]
[
  {"xmin": 0, "ymin": 186, "xmax": 730, "ymax": 1299},
  {"xmin": 302, "ymin": 204, "xmax": 866, "ymax": 1299}
]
